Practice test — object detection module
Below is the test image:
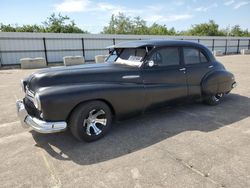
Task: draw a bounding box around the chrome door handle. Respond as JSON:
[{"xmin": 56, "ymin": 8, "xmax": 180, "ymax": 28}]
[
  {"xmin": 122, "ymin": 75, "xmax": 140, "ymax": 79},
  {"xmin": 179, "ymin": 68, "xmax": 186, "ymax": 71},
  {"xmin": 208, "ymin": 65, "xmax": 214, "ymax": 68}
]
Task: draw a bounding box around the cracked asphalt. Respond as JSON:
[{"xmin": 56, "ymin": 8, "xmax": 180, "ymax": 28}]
[{"xmin": 0, "ymin": 55, "xmax": 250, "ymax": 188}]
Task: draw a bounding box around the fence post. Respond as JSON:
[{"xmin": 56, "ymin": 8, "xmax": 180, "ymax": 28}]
[
  {"xmin": 212, "ymin": 39, "xmax": 215, "ymax": 52},
  {"xmin": 113, "ymin": 38, "xmax": 116, "ymax": 45},
  {"xmin": 81, "ymin": 38, "xmax": 85, "ymax": 57},
  {"xmin": 225, "ymin": 39, "xmax": 228, "ymax": 55},
  {"xmin": 198, "ymin": 39, "xmax": 200, "ymax": 43},
  {"xmin": 42, "ymin": 37, "xmax": 48, "ymax": 66},
  {"xmin": 0, "ymin": 50, "xmax": 2, "ymax": 67},
  {"xmin": 237, "ymin": 39, "xmax": 240, "ymax": 54}
]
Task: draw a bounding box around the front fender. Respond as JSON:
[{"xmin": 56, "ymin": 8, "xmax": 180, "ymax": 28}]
[{"xmin": 38, "ymin": 83, "xmax": 145, "ymax": 121}]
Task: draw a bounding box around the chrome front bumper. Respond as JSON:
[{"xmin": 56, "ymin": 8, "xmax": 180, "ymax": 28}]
[{"xmin": 16, "ymin": 100, "xmax": 67, "ymax": 133}]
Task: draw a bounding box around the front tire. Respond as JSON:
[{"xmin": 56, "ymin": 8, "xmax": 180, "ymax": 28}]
[
  {"xmin": 69, "ymin": 101, "xmax": 112, "ymax": 142},
  {"xmin": 203, "ymin": 93, "xmax": 224, "ymax": 106}
]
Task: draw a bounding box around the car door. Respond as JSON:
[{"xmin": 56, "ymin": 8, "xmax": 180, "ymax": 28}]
[
  {"xmin": 142, "ymin": 46, "xmax": 188, "ymax": 110},
  {"xmin": 182, "ymin": 47, "xmax": 213, "ymax": 96}
]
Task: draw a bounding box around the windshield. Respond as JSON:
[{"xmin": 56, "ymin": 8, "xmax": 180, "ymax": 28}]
[{"xmin": 106, "ymin": 48, "xmax": 147, "ymax": 67}]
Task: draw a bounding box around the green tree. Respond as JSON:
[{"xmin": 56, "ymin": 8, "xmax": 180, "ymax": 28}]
[
  {"xmin": 102, "ymin": 15, "xmax": 116, "ymax": 34},
  {"xmin": 103, "ymin": 13, "xmax": 135, "ymax": 34},
  {"xmin": 17, "ymin": 24, "xmax": 45, "ymax": 32},
  {"xmin": 1, "ymin": 13, "xmax": 250, "ymax": 36},
  {"xmin": 229, "ymin": 25, "xmax": 249, "ymax": 37},
  {"xmin": 0, "ymin": 23, "xmax": 44, "ymax": 32},
  {"xmin": 102, "ymin": 13, "xmax": 177, "ymax": 35},
  {"xmin": 103, "ymin": 13, "xmax": 131, "ymax": 34},
  {"xmin": 0, "ymin": 13, "xmax": 88, "ymax": 33},
  {"xmin": 0, "ymin": 24, "xmax": 18, "ymax": 32},
  {"xmin": 186, "ymin": 20, "xmax": 225, "ymax": 36},
  {"xmin": 148, "ymin": 23, "xmax": 176, "ymax": 35},
  {"xmin": 132, "ymin": 16, "xmax": 148, "ymax": 34},
  {"xmin": 43, "ymin": 13, "xmax": 88, "ymax": 33},
  {"xmin": 148, "ymin": 23, "xmax": 168, "ymax": 35}
]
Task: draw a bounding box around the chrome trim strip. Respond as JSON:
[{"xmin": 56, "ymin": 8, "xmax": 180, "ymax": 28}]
[
  {"xmin": 25, "ymin": 88, "xmax": 35, "ymax": 102},
  {"xmin": 122, "ymin": 75, "xmax": 140, "ymax": 79},
  {"xmin": 16, "ymin": 100, "xmax": 67, "ymax": 133},
  {"xmin": 179, "ymin": 68, "xmax": 186, "ymax": 71},
  {"xmin": 26, "ymin": 95, "xmax": 34, "ymax": 102},
  {"xmin": 26, "ymin": 89, "xmax": 34, "ymax": 98},
  {"xmin": 232, "ymin": 82, "xmax": 237, "ymax": 88},
  {"xmin": 16, "ymin": 100, "xmax": 29, "ymax": 128},
  {"xmin": 20, "ymin": 79, "xmax": 25, "ymax": 92}
]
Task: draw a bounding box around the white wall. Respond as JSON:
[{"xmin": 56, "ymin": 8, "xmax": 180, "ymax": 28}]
[{"xmin": 0, "ymin": 32, "xmax": 249, "ymax": 65}]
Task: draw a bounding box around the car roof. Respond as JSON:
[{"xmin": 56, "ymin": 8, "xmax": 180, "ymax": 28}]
[
  {"xmin": 108, "ymin": 39, "xmax": 204, "ymax": 49},
  {"xmin": 107, "ymin": 39, "xmax": 216, "ymax": 62}
]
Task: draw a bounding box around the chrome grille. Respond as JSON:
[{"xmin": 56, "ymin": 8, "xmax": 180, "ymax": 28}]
[
  {"xmin": 23, "ymin": 97, "xmax": 40, "ymax": 118},
  {"xmin": 25, "ymin": 87, "xmax": 35, "ymax": 102}
]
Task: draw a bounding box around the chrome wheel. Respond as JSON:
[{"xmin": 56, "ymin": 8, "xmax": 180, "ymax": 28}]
[
  {"xmin": 212, "ymin": 93, "xmax": 223, "ymax": 102},
  {"xmin": 83, "ymin": 109, "xmax": 107, "ymax": 136},
  {"xmin": 69, "ymin": 101, "xmax": 112, "ymax": 142}
]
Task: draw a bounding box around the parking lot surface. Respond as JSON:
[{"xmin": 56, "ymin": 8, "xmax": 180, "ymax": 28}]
[{"xmin": 0, "ymin": 55, "xmax": 250, "ymax": 188}]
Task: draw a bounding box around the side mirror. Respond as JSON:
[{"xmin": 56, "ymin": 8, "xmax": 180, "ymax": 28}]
[{"xmin": 147, "ymin": 60, "xmax": 155, "ymax": 67}]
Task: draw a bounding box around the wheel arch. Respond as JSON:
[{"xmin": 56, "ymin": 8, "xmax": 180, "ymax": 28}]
[{"xmin": 66, "ymin": 98, "xmax": 116, "ymax": 122}]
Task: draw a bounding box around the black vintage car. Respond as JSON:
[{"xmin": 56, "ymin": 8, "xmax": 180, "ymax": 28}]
[{"xmin": 16, "ymin": 40, "xmax": 237, "ymax": 141}]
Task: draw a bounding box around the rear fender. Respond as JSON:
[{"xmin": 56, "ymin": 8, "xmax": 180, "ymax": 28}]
[{"xmin": 201, "ymin": 70, "xmax": 235, "ymax": 95}]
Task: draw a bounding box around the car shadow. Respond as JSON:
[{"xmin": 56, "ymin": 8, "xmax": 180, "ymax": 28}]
[{"xmin": 31, "ymin": 93, "xmax": 250, "ymax": 165}]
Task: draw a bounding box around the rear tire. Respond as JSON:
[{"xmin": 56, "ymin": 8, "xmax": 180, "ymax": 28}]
[
  {"xmin": 203, "ymin": 93, "xmax": 224, "ymax": 106},
  {"xmin": 69, "ymin": 101, "xmax": 112, "ymax": 142}
]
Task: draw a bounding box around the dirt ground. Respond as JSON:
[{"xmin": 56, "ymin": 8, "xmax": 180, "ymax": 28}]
[{"xmin": 0, "ymin": 55, "xmax": 250, "ymax": 188}]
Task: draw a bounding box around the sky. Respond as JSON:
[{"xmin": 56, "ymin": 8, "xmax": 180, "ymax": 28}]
[{"xmin": 1, "ymin": 0, "xmax": 250, "ymax": 33}]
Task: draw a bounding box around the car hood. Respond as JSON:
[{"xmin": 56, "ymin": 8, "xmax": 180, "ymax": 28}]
[{"xmin": 26, "ymin": 63, "xmax": 141, "ymax": 92}]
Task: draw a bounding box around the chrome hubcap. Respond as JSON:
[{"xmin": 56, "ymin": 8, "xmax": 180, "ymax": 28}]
[
  {"xmin": 83, "ymin": 109, "xmax": 107, "ymax": 136},
  {"xmin": 213, "ymin": 93, "xmax": 223, "ymax": 102}
]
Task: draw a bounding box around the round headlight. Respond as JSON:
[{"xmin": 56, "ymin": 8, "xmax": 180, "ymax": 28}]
[{"xmin": 34, "ymin": 93, "xmax": 41, "ymax": 111}]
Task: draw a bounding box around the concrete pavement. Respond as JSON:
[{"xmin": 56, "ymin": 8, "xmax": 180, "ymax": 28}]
[{"xmin": 0, "ymin": 55, "xmax": 250, "ymax": 188}]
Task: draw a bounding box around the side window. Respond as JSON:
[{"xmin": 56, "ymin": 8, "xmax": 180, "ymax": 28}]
[
  {"xmin": 120, "ymin": 49, "xmax": 135, "ymax": 59},
  {"xmin": 119, "ymin": 48, "xmax": 146, "ymax": 61},
  {"xmin": 149, "ymin": 47, "xmax": 180, "ymax": 66},
  {"xmin": 200, "ymin": 51, "xmax": 208, "ymax": 63},
  {"xmin": 184, "ymin": 48, "xmax": 209, "ymax": 64}
]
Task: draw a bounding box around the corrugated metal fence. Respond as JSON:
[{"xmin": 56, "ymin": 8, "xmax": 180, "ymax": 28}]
[{"xmin": 0, "ymin": 32, "xmax": 250, "ymax": 66}]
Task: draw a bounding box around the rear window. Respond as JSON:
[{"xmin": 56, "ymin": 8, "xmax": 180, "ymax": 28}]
[{"xmin": 184, "ymin": 48, "xmax": 208, "ymax": 64}]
